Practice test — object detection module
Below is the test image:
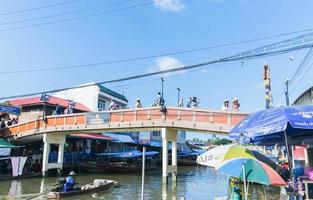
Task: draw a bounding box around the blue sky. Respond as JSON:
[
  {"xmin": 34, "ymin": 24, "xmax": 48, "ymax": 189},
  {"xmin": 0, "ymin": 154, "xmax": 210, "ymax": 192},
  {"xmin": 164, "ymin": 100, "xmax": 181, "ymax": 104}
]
[{"xmin": 1, "ymin": 0, "xmax": 313, "ymax": 140}]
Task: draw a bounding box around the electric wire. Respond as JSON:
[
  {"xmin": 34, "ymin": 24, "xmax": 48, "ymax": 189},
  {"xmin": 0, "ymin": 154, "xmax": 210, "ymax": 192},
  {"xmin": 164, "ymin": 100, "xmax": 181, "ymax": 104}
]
[
  {"xmin": 1, "ymin": 35, "xmax": 313, "ymax": 101},
  {"xmin": 273, "ymin": 47, "xmax": 313, "ymax": 105},
  {"xmin": 0, "ymin": 0, "xmax": 134, "ymax": 26},
  {"xmin": 0, "ymin": 0, "xmax": 81, "ymax": 16},
  {"xmin": 0, "ymin": 0, "xmax": 155, "ymax": 32},
  {"xmin": 2, "ymin": 29, "xmax": 313, "ymax": 75}
]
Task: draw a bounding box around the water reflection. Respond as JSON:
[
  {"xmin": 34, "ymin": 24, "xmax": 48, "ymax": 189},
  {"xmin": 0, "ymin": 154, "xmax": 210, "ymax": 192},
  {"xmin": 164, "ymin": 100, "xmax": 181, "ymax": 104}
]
[{"xmin": 0, "ymin": 166, "xmax": 281, "ymax": 200}]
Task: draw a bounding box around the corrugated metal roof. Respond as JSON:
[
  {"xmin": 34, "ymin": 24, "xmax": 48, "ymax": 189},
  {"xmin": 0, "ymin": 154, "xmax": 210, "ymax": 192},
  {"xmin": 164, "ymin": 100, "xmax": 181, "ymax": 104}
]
[
  {"xmin": 97, "ymin": 84, "xmax": 128, "ymax": 102},
  {"xmin": 9, "ymin": 96, "xmax": 91, "ymax": 112}
]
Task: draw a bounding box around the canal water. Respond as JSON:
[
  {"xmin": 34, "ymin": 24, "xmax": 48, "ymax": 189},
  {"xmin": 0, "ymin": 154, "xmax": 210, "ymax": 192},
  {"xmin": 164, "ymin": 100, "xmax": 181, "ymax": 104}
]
[{"xmin": 0, "ymin": 166, "xmax": 280, "ymax": 200}]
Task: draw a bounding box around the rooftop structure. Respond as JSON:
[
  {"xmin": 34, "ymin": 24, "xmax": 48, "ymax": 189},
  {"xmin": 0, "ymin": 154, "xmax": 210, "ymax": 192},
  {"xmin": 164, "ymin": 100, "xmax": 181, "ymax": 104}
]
[
  {"xmin": 293, "ymin": 85, "xmax": 313, "ymax": 105},
  {"xmin": 53, "ymin": 82, "xmax": 128, "ymax": 111}
]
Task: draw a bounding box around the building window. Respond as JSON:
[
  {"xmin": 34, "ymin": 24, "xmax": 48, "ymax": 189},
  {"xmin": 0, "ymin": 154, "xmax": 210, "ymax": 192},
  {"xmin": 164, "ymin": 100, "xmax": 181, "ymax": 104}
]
[
  {"xmin": 98, "ymin": 100, "xmax": 106, "ymax": 111},
  {"xmin": 152, "ymin": 131, "xmax": 160, "ymax": 137}
]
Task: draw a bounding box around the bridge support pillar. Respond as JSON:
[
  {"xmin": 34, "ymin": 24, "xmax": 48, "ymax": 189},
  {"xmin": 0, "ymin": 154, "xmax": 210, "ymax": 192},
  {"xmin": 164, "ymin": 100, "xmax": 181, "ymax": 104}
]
[
  {"xmin": 42, "ymin": 133, "xmax": 66, "ymax": 176},
  {"xmin": 161, "ymin": 128, "xmax": 178, "ymax": 185}
]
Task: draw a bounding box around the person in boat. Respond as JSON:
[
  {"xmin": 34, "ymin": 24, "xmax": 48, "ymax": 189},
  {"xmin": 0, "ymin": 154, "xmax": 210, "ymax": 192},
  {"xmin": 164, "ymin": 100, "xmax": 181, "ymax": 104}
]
[{"xmin": 64, "ymin": 171, "xmax": 79, "ymax": 192}]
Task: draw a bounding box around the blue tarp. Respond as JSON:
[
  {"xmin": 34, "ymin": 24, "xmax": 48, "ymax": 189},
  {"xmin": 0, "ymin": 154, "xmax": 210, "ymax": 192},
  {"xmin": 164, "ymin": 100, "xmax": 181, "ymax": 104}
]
[
  {"xmin": 103, "ymin": 133, "xmax": 135, "ymax": 144},
  {"xmin": 230, "ymin": 105, "xmax": 313, "ymax": 144},
  {"xmin": 0, "ymin": 105, "xmax": 21, "ymax": 115},
  {"xmin": 149, "ymin": 140, "xmax": 162, "ymax": 147},
  {"xmin": 110, "ymin": 150, "xmax": 159, "ymax": 158}
]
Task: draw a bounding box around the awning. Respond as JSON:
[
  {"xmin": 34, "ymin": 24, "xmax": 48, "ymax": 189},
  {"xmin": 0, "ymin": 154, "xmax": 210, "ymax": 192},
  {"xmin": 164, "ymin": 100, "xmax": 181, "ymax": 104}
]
[
  {"xmin": 112, "ymin": 150, "xmax": 159, "ymax": 158},
  {"xmin": 103, "ymin": 133, "xmax": 135, "ymax": 143},
  {"xmin": 150, "ymin": 141, "xmax": 162, "ymax": 147},
  {"xmin": 0, "ymin": 139, "xmax": 20, "ymax": 148},
  {"xmin": 69, "ymin": 133, "xmax": 114, "ymax": 140},
  {"xmin": 0, "ymin": 105, "xmax": 21, "ymax": 115}
]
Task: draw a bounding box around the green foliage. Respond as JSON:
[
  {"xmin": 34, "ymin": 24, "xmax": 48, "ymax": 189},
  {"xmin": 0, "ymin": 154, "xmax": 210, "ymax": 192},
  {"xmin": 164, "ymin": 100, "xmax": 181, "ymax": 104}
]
[{"xmin": 212, "ymin": 138, "xmax": 233, "ymax": 145}]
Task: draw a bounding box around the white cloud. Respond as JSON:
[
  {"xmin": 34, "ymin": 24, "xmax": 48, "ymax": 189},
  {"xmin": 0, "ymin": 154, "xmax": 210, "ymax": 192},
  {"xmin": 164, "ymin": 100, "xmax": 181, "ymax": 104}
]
[
  {"xmin": 201, "ymin": 68, "xmax": 209, "ymax": 74},
  {"xmin": 153, "ymin": 56, "xmax": 184, "ymax": 77},
  {"xmin": 154, "ymin": 0, "xmax": 185, "ymax": 12}
]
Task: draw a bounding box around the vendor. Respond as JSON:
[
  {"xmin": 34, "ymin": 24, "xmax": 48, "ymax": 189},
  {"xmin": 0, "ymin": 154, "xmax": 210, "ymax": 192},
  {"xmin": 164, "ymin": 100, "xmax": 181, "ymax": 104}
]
[
  {"xmin": 231, "ymin": 180, "xmax": 242, "ymax": 200},
  {"xmin": 64, "ymin": 171, "xmax": 78, "ymax": 192}
]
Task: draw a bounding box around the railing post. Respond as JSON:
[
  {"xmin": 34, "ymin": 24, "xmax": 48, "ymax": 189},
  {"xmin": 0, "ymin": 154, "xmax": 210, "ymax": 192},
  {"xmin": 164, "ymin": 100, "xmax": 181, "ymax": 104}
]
[
  {"xmin": 227, "ymin": 113, "xmax": 232, "ymax": 124},
  {"xmin": 74, "ymin": 115, "xmax": 77, "ymax": 125},
  {"xmin": 177, "ymin": 110, "xmax": 181, "ymax": 120},
  {"xmin": 120, "ymin": 111, "xmax": 124, "ymax": 122},
  {"xmin": 210, "ymin": 113, "xmax": 214, "ymax": 123},
  {"xmin": 134, "ymin": 110, "xmax": 137, "ymax": 121},
  {"xmin": 147, "ymin": 109, "xmax": 151, "ymax": 120}
]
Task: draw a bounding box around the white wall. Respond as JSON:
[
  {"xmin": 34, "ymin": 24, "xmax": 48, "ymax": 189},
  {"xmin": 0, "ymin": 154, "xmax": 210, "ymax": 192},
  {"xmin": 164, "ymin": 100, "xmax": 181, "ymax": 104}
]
[{"xmin": 54, "ymin": 84, "xmax": 100, "ymax": 111}]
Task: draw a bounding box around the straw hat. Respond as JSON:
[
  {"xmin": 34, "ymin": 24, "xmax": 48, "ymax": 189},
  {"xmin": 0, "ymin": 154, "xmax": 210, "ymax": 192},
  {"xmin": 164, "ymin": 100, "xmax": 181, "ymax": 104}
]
[{"xmin": 69, "ymin": 171, "xmax": 77, "ymax": 176}]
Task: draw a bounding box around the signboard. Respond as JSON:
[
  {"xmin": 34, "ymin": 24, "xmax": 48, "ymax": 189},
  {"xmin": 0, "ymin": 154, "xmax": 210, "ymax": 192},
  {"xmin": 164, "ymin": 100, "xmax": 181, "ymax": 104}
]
[
  {"xmin": 139, "ymin": 132, "xmax": 151, "ymax": 145},
  {"xmin": 0, "ymin": 105, "xmax": 21, "ymax": 115}
]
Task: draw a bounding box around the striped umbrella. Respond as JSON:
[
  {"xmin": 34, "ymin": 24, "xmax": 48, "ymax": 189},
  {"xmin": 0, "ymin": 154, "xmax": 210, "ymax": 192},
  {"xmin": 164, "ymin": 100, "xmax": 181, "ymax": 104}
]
[
  {"xmin": 216, "ymin": 157, "xmax": 286, "ymax": 186},
  {"xmin": 196, "ymin": 144, "xmax": 255, "ymax": 167}
]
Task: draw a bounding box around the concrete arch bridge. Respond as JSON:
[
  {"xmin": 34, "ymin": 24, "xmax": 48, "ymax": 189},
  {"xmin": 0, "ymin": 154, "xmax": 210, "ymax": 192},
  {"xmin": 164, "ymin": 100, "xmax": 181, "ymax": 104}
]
[{"xmin": 0, "ymin": 107, "xmax": 248, "ymax": 182}]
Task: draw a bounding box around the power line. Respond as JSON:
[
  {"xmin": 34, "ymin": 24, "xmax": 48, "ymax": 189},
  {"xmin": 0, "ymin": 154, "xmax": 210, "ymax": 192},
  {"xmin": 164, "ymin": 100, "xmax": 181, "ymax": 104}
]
[
  {"xmin": 0, "ymin": 0, "xmax": 155, "ymax": 32},
  {"xmin": 0, "ymin": 0, "xmax": 81, "ymax": 16},
  {"xmin": 2, "ymin": 29, "xmax": 313, "ymax": 75},
  {"xmin": 273, "ymin": 47, "xmax": 313, "ymax": 105},
  {"xmin": 1, "ymin": 35, "xmax": 313, "ymax": 101},
  {"xmin": 289, "ymin": 47, "xmax": 313, "ymax": 84},
  {"xmin": 289, "ymin": 55, "xmax": 313, "ymax": 96},
  {"xmin": 0, "ymin": 0, "xmax": 134, "ymax": 26}
]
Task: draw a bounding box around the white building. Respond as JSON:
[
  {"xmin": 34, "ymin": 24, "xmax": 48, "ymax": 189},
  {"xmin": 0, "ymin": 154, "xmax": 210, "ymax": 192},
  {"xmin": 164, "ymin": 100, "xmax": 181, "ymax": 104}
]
[{"xmin": 54, "ymin": 82, "xmax": 128, "ymax": 111}]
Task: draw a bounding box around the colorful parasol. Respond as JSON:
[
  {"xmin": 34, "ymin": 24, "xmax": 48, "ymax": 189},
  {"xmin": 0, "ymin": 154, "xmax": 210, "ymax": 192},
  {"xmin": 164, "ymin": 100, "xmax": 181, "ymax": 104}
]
[{"xmin": 216, "ymin": 157, "xmax": 286, "ymax": 186}]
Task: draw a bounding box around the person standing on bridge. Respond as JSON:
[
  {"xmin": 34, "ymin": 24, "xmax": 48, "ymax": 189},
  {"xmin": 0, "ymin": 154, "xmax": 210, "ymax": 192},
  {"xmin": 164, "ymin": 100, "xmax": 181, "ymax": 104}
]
[
  {"xmin": 186, "ymin": 97, "xmax": 192, "ymax": 108},
  {"xmin": 135, "ymin": 98, "xmax": 142, "ymax": 108},
  {"xmin": 232, "ymin": 97, "xmax": 240, "ymax": 111},
  {"xmin": 191, "ymin": 97, "xmax": 200, "ymax": 108},
  {"xmin": 221, "ymin": 100, "xmax": 230, "ymax": 111},
  {"xmin": 53, "ymin": 104, "xmax": 62, "ymax": 115},
  {"xmin": 109, "ymin": 99, "xmax": 117, "ymax": 110},
  {"xmin": 178, "ymin": 98, "xmax": 184, "ymax": 107},
  {"xmin": 153, "ymin": 92, "xmax": 164, "ymax": 107}
]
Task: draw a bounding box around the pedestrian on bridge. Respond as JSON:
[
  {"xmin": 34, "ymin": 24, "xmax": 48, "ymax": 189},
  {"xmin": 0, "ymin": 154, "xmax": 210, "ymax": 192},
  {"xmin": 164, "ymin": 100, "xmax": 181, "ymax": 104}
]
[
  {"xmin": 191, "ymin": 97, "xmax": 200, "ymax": 108},
  {"xmin": 232, "ymin": 98, "xmax": 240, "ymax": 111},
  {"xmin": 53, "ymin": 104, "xmax": 62, "ymax": 115},
  {"xmin": 178, "ymin": 98, "xmax": 184, "ymax": 107},
  {"xmin": 135, "ymin": 98, "xmax": 142, "ymax": 108},
  {"xmin": 186, "ymin": 97, "xmax": 192, "ymax": 108},
  {"xmin": 109, "ymin": 100, "xmax": 117, "ymax": 110},
  {"xmin": 221, "ymin": 100, "xmax": 230, "ymax": 111},
  {"xmin": 152, "ymin": 92, "xmax": 164, "ymax": 107}
]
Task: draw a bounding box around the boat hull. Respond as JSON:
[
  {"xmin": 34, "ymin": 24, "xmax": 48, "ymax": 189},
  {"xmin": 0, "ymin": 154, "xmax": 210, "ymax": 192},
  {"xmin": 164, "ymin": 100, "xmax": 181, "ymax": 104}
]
[{"xmin": 47, "ymin": 180, "xmax": 115, "ymax": 199}]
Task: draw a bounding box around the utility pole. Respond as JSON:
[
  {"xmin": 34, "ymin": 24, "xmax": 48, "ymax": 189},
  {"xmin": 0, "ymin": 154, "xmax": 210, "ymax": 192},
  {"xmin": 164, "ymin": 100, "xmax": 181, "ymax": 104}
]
[
  {"xmin": 263, "ymin": 64, "xmax": 273, "ymax": 109},
  {"xmin": 285, "ymin": 78, "xmax": 290, "ymax": 106}
]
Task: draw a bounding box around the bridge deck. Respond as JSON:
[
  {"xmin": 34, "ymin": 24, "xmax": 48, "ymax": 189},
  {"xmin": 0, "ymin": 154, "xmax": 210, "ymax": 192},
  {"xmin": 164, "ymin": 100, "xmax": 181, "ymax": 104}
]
[{"xmin": 0, "ymin": 107, "xmax": 248, "ymax": 139}]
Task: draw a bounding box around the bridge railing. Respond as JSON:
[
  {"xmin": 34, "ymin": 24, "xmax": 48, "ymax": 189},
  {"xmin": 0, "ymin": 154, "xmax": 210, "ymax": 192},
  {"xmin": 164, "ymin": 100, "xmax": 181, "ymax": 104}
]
[{"xmin": 0, "ymin": 107, "xmax": 248, "ymax": 138}]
